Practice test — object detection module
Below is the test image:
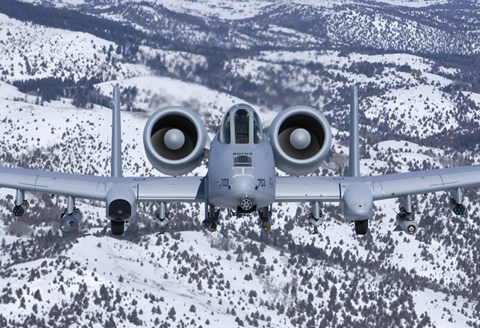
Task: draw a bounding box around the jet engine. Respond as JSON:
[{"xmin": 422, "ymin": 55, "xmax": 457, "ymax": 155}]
[
  {"xmin": 144, "ymin": 106, "xmax": 207, "ymax": 175},
  {"xmin": 268, "ymin": 106, "xmax": 332, "ymax": 175}
]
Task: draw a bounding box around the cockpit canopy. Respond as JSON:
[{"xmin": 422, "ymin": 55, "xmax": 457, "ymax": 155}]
[{"xmin": 220, "ymin": 104, "xmax": 263, "ymax": 144}]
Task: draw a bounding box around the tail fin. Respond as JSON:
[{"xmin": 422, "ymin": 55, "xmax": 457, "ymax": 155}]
[
  {"xmin": 111, "ymin": 84, "xmax": 123, "ymax": 178},
  {"xmin": 349, "ymin": 85, "xmax": 360, "ymax": 177}
]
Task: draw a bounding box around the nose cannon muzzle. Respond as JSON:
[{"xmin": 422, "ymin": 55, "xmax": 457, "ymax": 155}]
[{"xmin": 239, "ymin": 197, "xmax": 254, "ymax": 212}]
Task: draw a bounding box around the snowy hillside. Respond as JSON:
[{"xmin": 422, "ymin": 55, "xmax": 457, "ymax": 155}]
[
  {"xmin": 1, "ymin": 80, "xmax": 480, "ymax": 327},
  {"xmin": 19, "ymin": 0, "xmax": 457, "ymax": 18},
  {"xmin": 0, "ymin": 13, "xmax": 147, "ymax": 83},
  {"xmin": 13, "ymin": 0, "xmax": 480, "ymax": 55},
  {"xmin": 1, "ymin": 0, "xmax": 480, "ymax": 327}
]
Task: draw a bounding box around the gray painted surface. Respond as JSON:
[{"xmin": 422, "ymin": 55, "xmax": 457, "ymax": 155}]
[
  {"xmin": 111, "ymin": 84, "xmax": 123, "ymax": 178},
  {"xmin": 349, "ymin": 85, "xmax": 360, "ymax": 177}
]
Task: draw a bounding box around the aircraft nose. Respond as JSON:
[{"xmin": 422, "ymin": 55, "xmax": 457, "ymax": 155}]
[
  {"xmin": 232, "ymin": 175, "xmax": 256, "ymax": 192},
  {"xmin": 231, "ymin": 175, "xmax": 257, "ymax": 210}
]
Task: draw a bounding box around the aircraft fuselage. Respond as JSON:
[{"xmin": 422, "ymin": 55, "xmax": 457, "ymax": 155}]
[
  {"xmin": 208, "ymin": 137, "xmax": 275, "ymax": 212},
  {"xmin": 207, "ymin": 105, "xmax": 275, "ymax": 213}
]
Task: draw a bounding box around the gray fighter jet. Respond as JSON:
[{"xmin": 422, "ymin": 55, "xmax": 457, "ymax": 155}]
[{"xmin": 0, "ymin": 85, "xmax": 476, "ymax": 236}]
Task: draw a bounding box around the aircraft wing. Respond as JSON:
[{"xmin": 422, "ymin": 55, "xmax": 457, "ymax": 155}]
[
  {"xmin": 275, "ymin": 176, "xmax": 342, "ymax": 202},
  {"xmin": 0, "ymin": 167, "xmax": 110, "ymax": 200},
  {"xmin": 275, "ymin": 165, "xmax": 480, "ymax": 202},
  {"xmin": 0, "ymin": 167, "xmax": 205, "ymax": 203},
  {"xmin": 361, "ymin": 165, "xmax": 480, "ymax": 200},
  {"xmin": 135, "ymin": 176, "xmax": 205, "ymax": 202}
]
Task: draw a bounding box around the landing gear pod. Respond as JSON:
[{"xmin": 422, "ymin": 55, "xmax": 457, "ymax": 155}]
[{"xmin": 106, "ymin": 184, "xmax": 137, "ymax": 236}]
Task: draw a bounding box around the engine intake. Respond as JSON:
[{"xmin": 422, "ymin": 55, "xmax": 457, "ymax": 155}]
[
  {"xmin": 144, "ymin": 107, "xmax": 207, "ymax": 175},
  {"xmin": 269, "ymin": 106, "xmax": 332, "ymax": 175}
]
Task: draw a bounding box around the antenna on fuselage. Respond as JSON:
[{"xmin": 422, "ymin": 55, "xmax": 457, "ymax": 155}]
[
  {"xmin": 349, "ymin": 85, "xmax": 360, "ymax": 177},
  {"xmin": 112, "ymin": 84, "xmax": 123, "ymax": 178}
]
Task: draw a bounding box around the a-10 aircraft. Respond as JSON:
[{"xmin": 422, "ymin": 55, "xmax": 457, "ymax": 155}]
[{"xmin": 0, "ymin": 85, "xmax": 477, "ymax": 236}]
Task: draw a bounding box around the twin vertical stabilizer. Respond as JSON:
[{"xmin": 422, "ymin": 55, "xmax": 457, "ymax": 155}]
[
  {"xmin": 112, "ymin": 85, "xmax": 122, "ymax": 178},
  {"xmin": 349, "ymin": 85, "xmax": 360, "ymax": 177}
]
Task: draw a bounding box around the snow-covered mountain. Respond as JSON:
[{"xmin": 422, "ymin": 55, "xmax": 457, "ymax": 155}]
[
  {"xmin": 1, "ymin": 1, "xmax": 480, "ymax": 327},
  {"xmin": 9, "ymin": 0, "xmax": 480, "ymax": 54}
]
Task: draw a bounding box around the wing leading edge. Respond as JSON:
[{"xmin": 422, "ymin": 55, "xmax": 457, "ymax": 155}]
[
  {"xmin": 365, "ymin": 165, "xmax": 480, "ymax": 200},
  {"xmin": 275, "ymin": 165, "xmax": 480, "ymax": 202},
  {"xmin": 0, "ymin": 167, "xmax": 205, "ymax": 203}
]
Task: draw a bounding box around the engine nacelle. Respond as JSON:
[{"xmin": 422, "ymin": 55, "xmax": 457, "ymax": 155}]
[
  {"xmin": 268, "ymin": 106, "xmax": 332, "ymax": 175},
  {"xmin": 144, "ymin": 106, "xmax": 207, "ymax": 176}
]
